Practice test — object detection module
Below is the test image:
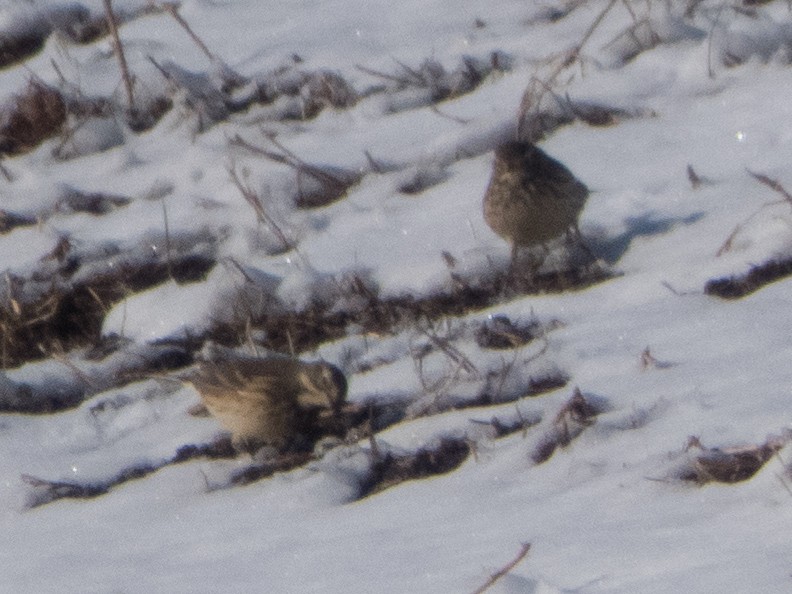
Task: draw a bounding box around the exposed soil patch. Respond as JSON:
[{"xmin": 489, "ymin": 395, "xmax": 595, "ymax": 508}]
[
  {"xmin": 214, "ymin": 264, "xmax": 611, "ymax": 357},
  {"xmin": 1, "ymin": 253, "xmax": 216, "ymax": 368},
  {"xmin": 357, "ymin": 437, "xmax": 471, "ymax": 498},
  {"xmin": 705, "ymin": 257, "xmax": 792, "ymax": 299}
]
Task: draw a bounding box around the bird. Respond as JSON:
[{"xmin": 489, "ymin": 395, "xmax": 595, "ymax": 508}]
[
  {"xmin": 482, "ymin": 140, "xmax": 589, "ymax": 272},
  {"xmin": 184, "ymin": 356, "xmax": 348, "ymax": 454}
]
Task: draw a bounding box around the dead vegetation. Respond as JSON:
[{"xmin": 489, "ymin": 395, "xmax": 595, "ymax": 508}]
[
  {"xmin": 0, "ymin": 81, "xmax": 67, "ymax": 156},
  {"xmin": 680, "ymin": 435, "xmax": 786, "ymax": 484},
  {"xmin": 357, "ymin": 437, "xmax": 471, "ymax": 498},
  {"xmin": 54, "ymin": 188, "xmax": 131, "ymax": 215},
  {"xmin": 14, "ymin": 0, "xmax": 777, "ymax": 515},
  {"xmin": 253, "ymin": 67, "xmax": 358, "ymax": 120},
  {"xmin": 357, "ymin": 52, "xmax": 511, "ymax": 110},
  {"xmin": 231, "ymin": 134, "xmax": 362, "ymax": 210},
  {"xmin": 705, "ymin": 257, "xmax": 792, "ymax": 299},
  {"xmin": 532, "ymin": 388, "xmax": 601, "ymax": 464},
  {"xmin": 471, "ymin": 542, "xmax": 532, "ymax": 594},
  {"xmin": 22, "ymin": 437, "xmax": 238, "ymax": 508},
  {"xmin": 0, "ymin": 251, "xmax": 215, "ymax": 369},
  {"xmin": 207, "ymin": 263, "xmax": 607, "ymax": 359},
  {"xmin": 707, "ymin": 172, "xmax": 792, "ymax": 298},
  {"xmin": 0, "ymin": 210, "xmax": 36, "ymax": 234},
  {"xmin": 0, "ymin": 4, "xmax": 108, "ymax": 69},
  {"xmin": 475, "ymin": 314, "xmax": 542, "ymax": 350}
]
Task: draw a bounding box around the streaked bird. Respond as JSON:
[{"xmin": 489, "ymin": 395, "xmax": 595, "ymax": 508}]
[
  {"xmin": 185, "ymin": 356, "xmax": 347, "ymax": 453},
  {"xmin": 483, "ymin": 140, "xmax": 588, "ymax": 269}
]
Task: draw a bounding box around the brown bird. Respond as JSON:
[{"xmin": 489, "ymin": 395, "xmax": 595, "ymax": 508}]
[
  {"xmin": 185, "ymin": 357, "xmax": 347, "ymax": 453},
  {"xmin": 483, "ymin": 140, "xmax": 589, "ymax": 270}
]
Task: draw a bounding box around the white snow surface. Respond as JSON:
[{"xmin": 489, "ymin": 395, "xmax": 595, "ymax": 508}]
[{"xmin": 1, "ymin": 1, "xmax": 792, "ymax": 592}]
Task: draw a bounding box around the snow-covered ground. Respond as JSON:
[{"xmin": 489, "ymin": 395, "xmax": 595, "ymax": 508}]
[{"xmin": 2, "ymin": 1, "xmax": 792, "ymax": 592}]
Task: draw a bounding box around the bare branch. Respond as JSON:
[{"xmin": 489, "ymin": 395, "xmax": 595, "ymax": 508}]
[{"xmin": 471, "ymin": 543, "xmax": 532, "ymax": 594}]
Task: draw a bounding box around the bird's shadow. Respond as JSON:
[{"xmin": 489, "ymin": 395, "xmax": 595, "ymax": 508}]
[{"xmin": 586, "ymin": 211, "xmax": 706, "ymax": 265}]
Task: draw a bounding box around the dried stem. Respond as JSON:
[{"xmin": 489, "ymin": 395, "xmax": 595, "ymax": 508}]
[
  {"xmin": 230, "ymin": 134, "xmax": 350, "ymax": 193},
  {"xmin": 159, "ymin": 2, "xmax": 215, "ymax": 61},
  {"xmin": 227, "ymin": 163, "xmax": 294, "ymax": 252},
  {"xmin": 102, "ymin": 0, "xmax": 135, "ymax": 109},
  {"xmin": 470, "ymin": 543, "xmax": 532, "ymax": 594}
]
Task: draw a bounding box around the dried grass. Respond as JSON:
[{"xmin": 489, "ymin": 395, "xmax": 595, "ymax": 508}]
[{"xmin": 0, "ymin": 80, "xmax": 66, "ymax": 155}]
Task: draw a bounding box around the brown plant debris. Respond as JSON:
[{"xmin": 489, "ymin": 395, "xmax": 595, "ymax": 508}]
[
  {"xmin": 681, "ymin": 435, "xmax": 784, "ymax": 484},
  {"xmin": 471, "ymin": 542, "xmax": 532, "ymax": 594},
  {"xmin": 215, "ymin": 264, "xmax": 608, "ymax": 359},
  {"xmin": 357, "ymin": 437, "xmax": 470, "ymax": 498},
  {"xmin": 475, "ymin": 314, "xmax": 540, "ymax": 350},
  {"xmin": 687, "ymin": 164, "xmax": 702, "ymax": 189},
  {"xmin": 55, "ymin": 188, "xmax": 131, "ymax": 215},
  {"xmin": 0, "ymin": 80, "xmax": 67, "ymax": 155},
  {"xmin": 358, "ymin": 53, "xmax": 511, "ymax": 106},
  {"xmin": 231, "ymin": 134, "xmax": 361, "ymax": 209},
  {"xmin": 22, "ymin": 401, "xmax": 372, "ymax": 507},
  {"xmin": 0, "ymin": 253, "xmax": 215, "ymax": 369},
  {"xmin": 248, "ymin": 66, "xmax": 357, "ymax": 121},
  {"xmin": 0, "ymin": 5, "xmax": 109, "ymax": 68},
  {"xmin": 22, "ymin": 438, "xmax": 239, "ymax": 508},
  {"xmin": 716, "ymin": 170, "xmax": 792, "ymax": 258},
  {"xmin": 0, "ymin": 210, "xmax": 36, "ymax": 234},
  {"xmin": 532, "ymin": 387, "xmax": 600, "ymax": 463},
  {"xmin": 229, "ymin": 451, "xmax": 314, "ymax": 486},
  {"xmin": 705, "ymin": 257, "xmax": 792, "ymax": 299}
]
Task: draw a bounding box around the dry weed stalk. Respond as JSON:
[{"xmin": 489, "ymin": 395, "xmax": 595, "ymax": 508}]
[
  {"xmin": 102, "ymin": 0, "xmax": 135, "ymax": 110},
  {"xmin": 419, "ymin": 322, "xmax": 478, "ymax": 377},
  {"xmin": 0, "ymin": 80, "xmax": 66, "ymax": 155},
  {"xmin": 153, "ymin": 2, "xmax": 245, "ymax": 90},
  {"xmin": 532, "ymin": 387, "xmax": 598, "ymax": 463},
  {"xmin": 227, "ymin": 163, "xmax": 294, "ymax": 253},
  {"xmin": 231, "ymin": 133, "xmax": 359, "ymax": 208},
  {"xmin": 517, "ymin": 0, "xmax": 618, "ymax": 139},
  {"xmin": 157, "ymin": 2, "xmax": 215, "ymax": 61},
  {"xmin": 687, "ymin": 164, "xmax": 702, "ymax": 189},
  {"xmin": 716, "ymin": 170, "xmax": 792, "ymax": 256},
  {"xmin": 470, "ymin": 542, "xmax": 532, "ymax": 594},
  {"xmin": 409, "ymin": 321, "xmax": 477, "ymax": 413}
]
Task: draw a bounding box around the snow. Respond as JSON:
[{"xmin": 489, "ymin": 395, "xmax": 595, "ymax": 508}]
[{"xmin": 2, "ymin": 1, "xmax": 792, "ymax": 592}]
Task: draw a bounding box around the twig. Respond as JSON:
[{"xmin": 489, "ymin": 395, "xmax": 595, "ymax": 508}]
[
  {"xmin": 430, "ymin": 104, "xmax": 470, "ymax": 124},
  {"xmin": 102, "ymin": 0, "xmax": 135, "ymax": 109},
  {"xmin": 159, "ymin": 2, "xmax": 215, "ymax": 61},
  {"xmin": 355, "ymin": 63, "xmax": 413, "ymax": 86},
  {"xmin": 747, "ymin": 169, "xmax": 792, "ymax": 206},
  {"xmin": 470, "ymin": 543, "xmax": 532, "ymax": 594},
  {"xmin": 707, "ymin": 3, "xmax": 729, "ymax": 79},
  {"xmin": 687, "ymin": 164, "xmax": 701, "ymax": 189},
  {"xmin": 230, "ymin": 134, "xmax": 350, "ymax": 191},
  {"xmin": 419, "ymin": 324, "xmax": 478, "ymax": 376},
  {"xmin": 518, "ymin": 0, "xmax": 618, "ymax": 138},
  {"xmin": 363, "ymin": 150, "xmax": 385, "ymax": 174},
  {"xmin": 367, "ymin": 404, "xmax": 382, "ymax": 461},
  {"xmin": 227, "ymin": 163, "xmax": 294, "ymax": 252},
  {"xmin": 392, "ymin": 57, "xmax": 426, "ymax": 84},
  {"xmin": 0, "ymin": 159, "xmax": 12, "ymax": 182},
  {"xmin": 161, "ymin": 198, "xmax": 173, "ymax": 281},
  {"xmin": 715, "ymin": 169, "xmax": 792, "ymax": 256}
]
